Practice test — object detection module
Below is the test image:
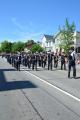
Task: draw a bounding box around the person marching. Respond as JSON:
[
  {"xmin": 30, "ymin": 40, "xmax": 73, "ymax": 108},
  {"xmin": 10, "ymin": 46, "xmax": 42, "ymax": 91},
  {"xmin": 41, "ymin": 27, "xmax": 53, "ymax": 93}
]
[
  {"xmin": 68, "ymin": 49, "xmax": 76, "ymax": 78},
  {"xmin": 54, "ymin": 53, "xmax": 58, "ymax": 68},
  {"xmin": 43, "ymin": 54, "xmax": 47, "ymax": 68},
  {"xmin": 47, "ymin": 52, "xmax": 53, "ymax": 70},
  {"xmin": 61, "ymin": 52, "xmax": 66, "ymax": 70},
  {"xmin": 31, "ymin": 53, "xmax": 36, "ymax": 70},
  {"xmin": 38, "ymin": 54, "xmax": 42, "ymax": 67}
]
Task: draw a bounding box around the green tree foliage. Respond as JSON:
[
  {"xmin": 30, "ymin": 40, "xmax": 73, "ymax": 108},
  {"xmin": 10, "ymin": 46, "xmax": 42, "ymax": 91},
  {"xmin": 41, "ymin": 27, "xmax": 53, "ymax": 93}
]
[
  {"xmin": 59, "ymin": 18, "xmax": 75, "ymax": 54},
  {"xmin": 1, "ymin": 40, "xmax": 12, "ymax": 53},
  {"xmin": 31, "ymin": 44, "xmax": 44, "ymax": 53},
  {"xmin": 0, "ymin": 45, "xmax": 2, "ymax": 53},
  {"xmin": 12, "ymin": 41, "xmax": 24, "ymax": 53}
]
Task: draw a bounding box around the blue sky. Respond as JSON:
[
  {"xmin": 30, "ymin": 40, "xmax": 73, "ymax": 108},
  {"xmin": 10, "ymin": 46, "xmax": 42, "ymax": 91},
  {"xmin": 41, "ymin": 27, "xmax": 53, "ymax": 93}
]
[{"xmin": 0, "ymin": 0, "xmax": 80, "ymax": 42}]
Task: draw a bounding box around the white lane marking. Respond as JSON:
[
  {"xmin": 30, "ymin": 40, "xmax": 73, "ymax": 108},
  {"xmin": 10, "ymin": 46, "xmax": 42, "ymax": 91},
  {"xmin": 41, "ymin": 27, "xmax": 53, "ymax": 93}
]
[{"xmin": 24, "ymin": 71, "xmax": 80, "ymax": 102}]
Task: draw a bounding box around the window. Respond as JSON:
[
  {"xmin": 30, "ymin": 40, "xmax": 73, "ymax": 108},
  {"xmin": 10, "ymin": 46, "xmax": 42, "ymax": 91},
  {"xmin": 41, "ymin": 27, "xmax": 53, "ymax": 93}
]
[
  {"xmin": 49, "ymin": 42, "xmax": 51, "ymax": 46},
  {"xmin": 46, "ymin": 42, "xmax": 48, "ymax": 46},
  {"xmin": 78, "ymin": 47, "xmax": 80, "ymax": 53}
]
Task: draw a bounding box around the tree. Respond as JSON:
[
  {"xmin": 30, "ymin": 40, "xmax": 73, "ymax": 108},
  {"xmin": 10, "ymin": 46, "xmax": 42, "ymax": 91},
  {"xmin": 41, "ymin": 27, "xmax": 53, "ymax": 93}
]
[
  {"xmin": 59, "ymin": 18, "xmax": 75, "ymax": 54},
  {"xmin": 0, "ymin": 45, "xmax": 2, "ymax": 53},
  {"xmin": 31, "ymin": 44, "xmax": 44, "ymax": 53},
  {"xmin": 12, "ymin": 41, "xmax": 24, "ymax": 53},
  {"xmin": 1, "ymin": 40, "xmax": 12, "ymax": 53}
]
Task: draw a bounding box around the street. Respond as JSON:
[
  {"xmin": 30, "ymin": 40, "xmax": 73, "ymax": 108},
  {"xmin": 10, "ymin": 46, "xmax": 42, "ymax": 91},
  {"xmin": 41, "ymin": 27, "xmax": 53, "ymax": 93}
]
[{"xmin": 0, "ymin": 57, "xmax": 80, "ymax": 120}]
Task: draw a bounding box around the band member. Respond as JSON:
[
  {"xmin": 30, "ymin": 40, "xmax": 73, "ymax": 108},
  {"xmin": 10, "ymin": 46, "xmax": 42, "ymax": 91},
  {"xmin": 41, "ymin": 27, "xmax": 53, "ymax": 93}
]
[
  {"xmin": 54, "ymin": 53, "xmax": 58, "ymax": 68},
  {"xmin": 68, "ymin": 49, "xmax": 76, "ymax": 78},
  {"xmin": 61, "ymin": 52, "xmax": 66, "ymax": 70},
  {"xmin": 48, "ymin": 52, "xmax": 53, "ymax": 70}
]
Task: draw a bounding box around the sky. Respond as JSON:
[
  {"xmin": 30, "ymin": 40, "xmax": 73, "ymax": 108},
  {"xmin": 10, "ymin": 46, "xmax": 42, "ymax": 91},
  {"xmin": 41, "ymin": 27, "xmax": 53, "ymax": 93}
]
[{"xmin": 0, "ymin": 0, "xmax": 80, "ymax": 42}]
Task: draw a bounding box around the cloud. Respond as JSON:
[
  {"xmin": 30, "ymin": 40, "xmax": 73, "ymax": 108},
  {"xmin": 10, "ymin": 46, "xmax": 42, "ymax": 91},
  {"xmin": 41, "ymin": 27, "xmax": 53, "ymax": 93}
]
[
  {"xmin": 3, "ymin": 31, "xmax": 44, "ymax": 42},
  {"xmin": 11, "ymin": 17, "xmax": 34, "ymax": 31},
  {"xmin": 11, "ymin": 17, "xmax": 47, "ymax": 41},
  {"xmin": 13, "ymin": 31, "xmax": 43, "ymax": 42},
  {"xmin": 11, "ymin": 17, "xmax": 24, "ymax": 30}
]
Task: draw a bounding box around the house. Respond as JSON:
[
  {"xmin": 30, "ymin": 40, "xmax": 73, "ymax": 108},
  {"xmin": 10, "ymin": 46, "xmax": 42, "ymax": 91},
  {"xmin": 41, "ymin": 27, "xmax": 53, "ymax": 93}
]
[
  {"xmin": 24, "ymin": 40, "xmax": 35, "ymax": 53},
  {"xmin": 54, "ymin": 32, "xmax": 62, "ymax": 53},
  {"xmin": 41, "ymin": 34, "xmax": 55, "ymax": 52},
  {"xmin": 41, "ymin": 31, "xmax": 80, "ymax": 53},
  {"xmin": 73, "ymin": 31, "xmax": 80, "ymax": 53},
  {"xmin": 54, "ymin": 31, "xmax": 80, "ymax": 53}
]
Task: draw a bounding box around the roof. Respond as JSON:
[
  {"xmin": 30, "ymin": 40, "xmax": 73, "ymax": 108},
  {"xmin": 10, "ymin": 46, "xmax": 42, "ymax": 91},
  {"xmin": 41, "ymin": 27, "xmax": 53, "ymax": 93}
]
[
  {"xmin": 76, "ymin": 31, "xmax": 80, "ymax": 33},
  {"xmin": 44, "ymin": 34, "xmax": 55, "ymax": 42},
  {"xmin": 54, "ymin": 31, "xmax": 80, "ymax": 39},
  {"xmin": 54, "ymin": 31, "xmax": 61, "ymax": 39}
]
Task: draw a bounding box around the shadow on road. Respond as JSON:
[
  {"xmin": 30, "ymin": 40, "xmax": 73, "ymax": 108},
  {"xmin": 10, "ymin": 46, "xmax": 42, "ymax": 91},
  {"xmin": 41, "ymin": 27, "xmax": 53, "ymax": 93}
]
[
  {"xmin": 0, "ymin": 68, "xmax": 37, "ymax": 92},
  {"xmin": 0, "ymin": 68, "xmax": 16, "ymax": 71},
  {"xmin": 74, "ymin": 77, "xmax": 80, "ymax": 79}
]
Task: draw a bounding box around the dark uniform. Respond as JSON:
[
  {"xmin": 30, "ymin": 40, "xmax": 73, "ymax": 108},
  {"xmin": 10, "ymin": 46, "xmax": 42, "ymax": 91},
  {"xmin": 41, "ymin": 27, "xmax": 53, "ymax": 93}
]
[
  {"xmin": 43, "ymin": 54, "xmax": 47, "ymax": 68},
  {"xmin": 27, "ymin": 55, "xmax": 31, "ymax": 69},
  {"xmin": 54, "ymin": 53, "xmax": 58, "ymax": 68},
  {"xmin": 17, "ymin": 55, "xmax": 21, "ymax": 71},
  {"xmin": 68, "ymin": 52, "xmax": 76, "ymax": 78},
  {"xmin": 48, "ymin": 53, "xmax": 53, "ymax": 70},
  {"xmin": 31, "ymin": 54, "xmax": 36, "ymax": 70},
  {"xmin": 38, "ymin": 55, "xmax": 42, "ymax": 67},
  {"xmin": 61, "ymin": 54, "xmax": 66, "ymax": 70}
]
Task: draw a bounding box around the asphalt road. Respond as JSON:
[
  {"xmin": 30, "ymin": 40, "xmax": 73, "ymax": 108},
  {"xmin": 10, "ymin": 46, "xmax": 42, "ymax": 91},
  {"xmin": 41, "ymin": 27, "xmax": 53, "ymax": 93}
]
[{"xmin": 0, "ymin": 57, "xmax": 80, "ymax": 120}]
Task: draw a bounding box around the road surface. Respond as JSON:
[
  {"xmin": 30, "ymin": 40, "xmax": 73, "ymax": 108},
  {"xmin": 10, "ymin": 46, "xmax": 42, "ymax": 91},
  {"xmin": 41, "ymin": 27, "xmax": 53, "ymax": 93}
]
[{"xmin": 0, "ymin": 57, "xmax": 80, "ymax": 120}]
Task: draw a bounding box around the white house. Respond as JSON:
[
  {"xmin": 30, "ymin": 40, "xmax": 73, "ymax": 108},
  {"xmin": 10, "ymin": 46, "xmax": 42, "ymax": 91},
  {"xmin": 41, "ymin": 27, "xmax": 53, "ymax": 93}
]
[
  {"xmin": 54, "ymin": 32, "xmax": 62, "ymax": 53},
  {"xmin": 54, "ymin": 31, "xmax": 80, "ymax": 53},
  {"xmin": 41, "ymin": 34, "xmax": 55, "ymax": 52},
  {"xmin": 73, "ymin": 31, "xmax": 80, "ymax": 53},
  {"xmin": 41, "ymin": 31, "xmax": 80, "ymax": 53}
]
